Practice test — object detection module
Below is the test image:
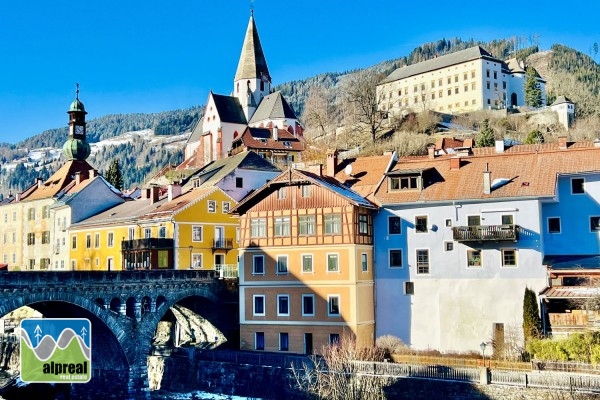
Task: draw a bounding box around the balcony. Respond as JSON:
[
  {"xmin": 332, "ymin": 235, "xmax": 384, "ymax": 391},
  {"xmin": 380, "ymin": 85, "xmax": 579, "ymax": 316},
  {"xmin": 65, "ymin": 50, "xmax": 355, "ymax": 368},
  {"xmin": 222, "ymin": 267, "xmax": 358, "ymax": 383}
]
[
  {"xmin": 214, "ymin": 264, "xmax": 238, "ymax": 279},
  {"xmin": 121, "ymin": 238, "xmax": 174, "ymax": 251},
  {"xmin": 212, "ymin": 238, "xmax": 234, "ymax": 251},
  {"xmin": 452, "ymin": 224, "xmax": 519, "ymax": 242}
]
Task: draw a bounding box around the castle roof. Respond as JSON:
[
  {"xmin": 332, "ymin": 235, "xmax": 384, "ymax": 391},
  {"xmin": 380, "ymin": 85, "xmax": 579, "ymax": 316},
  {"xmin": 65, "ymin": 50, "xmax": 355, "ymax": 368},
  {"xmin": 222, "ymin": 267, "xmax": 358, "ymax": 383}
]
[{"xmin": 380, "ymin": 46, "xmax": 500, "ymax": 85}]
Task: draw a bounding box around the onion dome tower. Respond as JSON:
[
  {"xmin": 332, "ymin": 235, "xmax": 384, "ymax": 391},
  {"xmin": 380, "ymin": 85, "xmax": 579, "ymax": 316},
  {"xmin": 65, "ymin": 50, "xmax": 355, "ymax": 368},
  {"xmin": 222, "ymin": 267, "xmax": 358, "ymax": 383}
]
[{"xmin": 62, "ymin": 84, "xmax": 91, "ymax": 161}]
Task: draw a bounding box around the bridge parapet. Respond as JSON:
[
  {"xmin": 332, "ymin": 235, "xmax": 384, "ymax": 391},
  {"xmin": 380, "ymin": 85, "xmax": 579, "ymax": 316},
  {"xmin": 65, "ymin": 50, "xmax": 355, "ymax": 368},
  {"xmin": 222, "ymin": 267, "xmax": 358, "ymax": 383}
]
[{"xmin": 0, "ymin": 270, "xmax": 216, "ymax": 288}]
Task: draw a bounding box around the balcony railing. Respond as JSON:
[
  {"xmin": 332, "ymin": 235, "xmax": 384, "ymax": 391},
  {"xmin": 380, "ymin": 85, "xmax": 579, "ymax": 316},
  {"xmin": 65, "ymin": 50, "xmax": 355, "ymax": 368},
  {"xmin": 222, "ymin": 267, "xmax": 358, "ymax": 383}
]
[
  {"xmin": 214, "ymin": 264, "xmax": 238, "ymax": 279},
  {"xmin": 121, "ymin": 238, "xmax": 174, "ymax": 251},
  {"xmin": 452, "ymin": 224, "xmax": 520, "ymax": 242},
  {"xmin": 212, "ymin": 238, "xmax": 234, "ymax": 250}
]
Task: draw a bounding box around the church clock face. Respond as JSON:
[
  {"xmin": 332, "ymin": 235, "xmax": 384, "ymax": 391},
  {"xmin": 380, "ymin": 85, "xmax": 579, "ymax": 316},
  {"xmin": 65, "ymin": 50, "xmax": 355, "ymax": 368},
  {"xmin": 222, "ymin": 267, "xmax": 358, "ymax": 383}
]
[{"xmin": 75, "ymin": 125, "xmax": 84, "ymax": 135}]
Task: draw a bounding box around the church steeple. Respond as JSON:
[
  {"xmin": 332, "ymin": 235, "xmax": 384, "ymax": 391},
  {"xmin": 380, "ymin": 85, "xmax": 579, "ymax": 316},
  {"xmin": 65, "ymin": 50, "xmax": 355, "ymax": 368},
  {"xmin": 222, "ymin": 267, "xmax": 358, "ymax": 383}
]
[
  {"xmin": 62, "ymin": 84, "xmax": 91, "ymax": 161},
  {"xmin": 234, "ymin": 12, "xmax": 271, "ymax": 121}
]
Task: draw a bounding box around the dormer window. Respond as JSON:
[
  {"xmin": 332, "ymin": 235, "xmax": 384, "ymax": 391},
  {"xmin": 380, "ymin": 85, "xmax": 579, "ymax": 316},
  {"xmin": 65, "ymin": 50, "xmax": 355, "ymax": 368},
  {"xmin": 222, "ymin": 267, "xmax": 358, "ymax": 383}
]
[
  {"xmin": 283, "ymin": 141, "xmax": 291, "ymax": 147},
  {"xmin": 390, "ymin": 175, "xmax": 420, "ymax": 190}
]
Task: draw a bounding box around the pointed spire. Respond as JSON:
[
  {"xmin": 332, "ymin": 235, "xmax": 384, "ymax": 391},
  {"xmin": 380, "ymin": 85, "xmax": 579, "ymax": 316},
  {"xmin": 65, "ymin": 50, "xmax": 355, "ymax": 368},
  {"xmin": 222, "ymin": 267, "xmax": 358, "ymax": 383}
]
[{"xmin": 234, "ymin": 12, "xmax": 270, "ymax": 82}]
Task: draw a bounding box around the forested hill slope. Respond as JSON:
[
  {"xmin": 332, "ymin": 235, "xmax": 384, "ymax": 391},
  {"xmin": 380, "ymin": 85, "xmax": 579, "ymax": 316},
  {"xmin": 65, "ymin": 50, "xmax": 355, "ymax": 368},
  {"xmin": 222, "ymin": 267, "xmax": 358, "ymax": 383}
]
[{"xmin": 1, "ymin": 37, "xmax": 599, "ymax": 194}]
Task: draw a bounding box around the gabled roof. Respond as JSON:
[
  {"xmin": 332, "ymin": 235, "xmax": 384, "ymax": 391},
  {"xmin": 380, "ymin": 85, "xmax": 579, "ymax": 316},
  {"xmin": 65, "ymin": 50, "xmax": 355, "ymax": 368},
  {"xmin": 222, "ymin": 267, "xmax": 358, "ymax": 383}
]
[
  {"xmin": 183, "ymin": 150, "xmax": 280, "ymax": 189},
  {"xmin": 234, "ymin": 13, "xmax": 270, "ymax": 82},
  {"xmin": 185, "ymin": 118, "xmax": 204, "ymax": 145},
  {"xmin": 233, "ymin": 127, "xmax": 304, "ymax": 152},
  {"xmin": 375, "ymin": 142, "xmax": 600, "ymax": 205},
  {"xmin": 380, "ymin": 46, "xmax": 501, "ymax": 85},
  {"xmin": 52, "ymin": 176, "xmax": 124, "ymax": 209},
  {"xmin": 70, "ymin": 195, "xmax": 168, "ymax": 228},
  {"xmin": 139, "ymin": 187, "xmax": 227, "ymax": 220},
  {"xmin": 21, "ymin": 160, "xmax": 96, "ymax": 202},
  {"xmin": 334, "ymin": 153, "xmax": 396, "ymax": 205},
  {"xmin": 231, "ymin": 168, "xmax": 375, "ymax": 215},
  {"xmin": 212, "ymin": 93, "xmax": 247, "ymax": 124},
  {"xmin": 551, "ymin": 95, "xmax": 574, "ymax": 106},
  {"xmin": 248, "ymin": 91, "xmax": 298, "ymax": 124}
]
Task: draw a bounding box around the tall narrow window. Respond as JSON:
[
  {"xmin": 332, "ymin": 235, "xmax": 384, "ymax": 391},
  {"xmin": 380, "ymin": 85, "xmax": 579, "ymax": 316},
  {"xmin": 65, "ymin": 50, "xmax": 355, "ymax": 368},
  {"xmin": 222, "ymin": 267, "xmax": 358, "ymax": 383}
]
[
  {"xmin": 328, "ymin": 296, "xmax": 340, "ymax": 316},
  {"xmin": 302, "ymin": 254, "xmax": 313, "ymax": 273},
  {"xmin": 327, "ymin": 254, "xmax": 339, "ymax": 272},
  {"xmin": 416, "ymin": 249, "xmax": 429, "ymax": 274},
  {"xmin": 277, "ymin": 255, "xmax": 288, "ymax": 274},
  {"xmin": 358, "ymin": 214, "xmax": 369, "ymax": 235},
  {"xmin": 94, "ymin": 233, "xmax": 100, "ymax": 248},
  {"xmin": 192, "ymin": 226, "xmax": 202, "ymax": 241},
  {"xmin": 302, "ymin": 295, "xmax": 315, "ymax": 316},
  {"xmin": 279, "ymin": 332, "xmax": 289, "ymax": 351},
  {"xmin": 253, "ymin": 255, "xmax": 265, "ymax": 274},
  {"xmin": 277, "ymin": 295, "xmax": 290, "ymax": 316},
  {"xmin": 361, "ymin": 253, "xmax": 368, "ymax": 272},
  {"xmin": 107, "ymin": 232, "xmax": 114, "ymax": 247},
  {"xmin": 255, "ymin": 332, "xmax": 265, "ymax": 350},
  {"xmin": 253, "ymin": 295, "xmax": 265, "ymax": 316},
  {"xmin": 388, "ymin": 216, "xmax": 401, "ymax": 234}
]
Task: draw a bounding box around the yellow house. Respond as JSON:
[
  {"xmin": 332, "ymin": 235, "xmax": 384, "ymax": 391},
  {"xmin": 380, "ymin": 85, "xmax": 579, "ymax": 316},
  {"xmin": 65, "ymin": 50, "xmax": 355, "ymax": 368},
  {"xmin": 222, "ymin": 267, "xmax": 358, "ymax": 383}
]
[{"xmin": 68, "ymin": 185, "xmax": 238, "ymax": 273}]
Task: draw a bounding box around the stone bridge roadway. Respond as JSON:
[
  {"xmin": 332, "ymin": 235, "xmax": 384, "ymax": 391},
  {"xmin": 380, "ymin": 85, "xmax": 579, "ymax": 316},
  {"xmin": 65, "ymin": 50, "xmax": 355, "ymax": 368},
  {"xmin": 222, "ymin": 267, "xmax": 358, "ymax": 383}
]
[{"xmin": 0, "ymin": 269, "xmax": 236, "ymax": 399}]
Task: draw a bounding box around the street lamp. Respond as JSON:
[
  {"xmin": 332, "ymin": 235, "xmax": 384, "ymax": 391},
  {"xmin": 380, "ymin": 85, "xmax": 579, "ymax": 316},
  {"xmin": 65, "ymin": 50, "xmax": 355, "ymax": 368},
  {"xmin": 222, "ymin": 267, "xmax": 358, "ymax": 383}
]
[{"xmin": 480, "ymin": 342, "xmax": 487, "ymax": 367}]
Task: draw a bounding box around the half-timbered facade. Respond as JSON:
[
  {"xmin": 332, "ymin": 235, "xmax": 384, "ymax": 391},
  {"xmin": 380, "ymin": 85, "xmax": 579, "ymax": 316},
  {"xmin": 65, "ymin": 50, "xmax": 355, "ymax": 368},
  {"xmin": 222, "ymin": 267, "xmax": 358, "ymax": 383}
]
[{"xmin": 231, "ymin": 167, "xmax": 376, "ymax": 354}]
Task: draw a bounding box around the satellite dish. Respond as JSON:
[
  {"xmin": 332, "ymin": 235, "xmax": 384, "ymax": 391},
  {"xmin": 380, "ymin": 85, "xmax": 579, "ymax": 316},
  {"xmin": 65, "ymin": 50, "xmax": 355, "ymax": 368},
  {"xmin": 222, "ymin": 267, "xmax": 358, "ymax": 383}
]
[{"xmin": 344, "ymin": 164, "xmax": 353, "ymax": 176}]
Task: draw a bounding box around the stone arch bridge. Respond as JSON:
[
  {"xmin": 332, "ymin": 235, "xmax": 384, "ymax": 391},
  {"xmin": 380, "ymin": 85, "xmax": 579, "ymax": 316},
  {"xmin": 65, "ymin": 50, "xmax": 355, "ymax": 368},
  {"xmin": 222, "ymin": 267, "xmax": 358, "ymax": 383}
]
[{"xmin": 0, "ymin": 270, "xmax": 237, "ymax": 399}]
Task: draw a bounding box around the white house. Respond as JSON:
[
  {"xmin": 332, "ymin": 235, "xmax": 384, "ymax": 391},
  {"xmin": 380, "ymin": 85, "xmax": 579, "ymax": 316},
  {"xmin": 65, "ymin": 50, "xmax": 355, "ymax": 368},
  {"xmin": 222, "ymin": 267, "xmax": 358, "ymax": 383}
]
[{"xmin": 373, "ymin": 139, "xmax": 600, "ymax": 353}]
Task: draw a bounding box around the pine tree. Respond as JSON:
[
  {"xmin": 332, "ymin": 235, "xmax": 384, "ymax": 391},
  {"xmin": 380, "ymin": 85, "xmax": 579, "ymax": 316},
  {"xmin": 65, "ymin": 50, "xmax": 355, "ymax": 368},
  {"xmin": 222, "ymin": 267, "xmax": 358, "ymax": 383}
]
[
  {"xmin": 476, "ymin": 119, "xmax": 495, "ymax": 147},
  {"xmin": 524, "ymin": 129, "xmax": 544, "ymax": 144},
  {"xmin": 105, "ymin": 159, "xmax": 124, "ymax": 191},
  {"xmin": 524, "ymin": 66, "xmax": 543, "ymax": 108},
  {"xmin": 523, "ymin": 287, "xmax": 542, "ymax": 341}
]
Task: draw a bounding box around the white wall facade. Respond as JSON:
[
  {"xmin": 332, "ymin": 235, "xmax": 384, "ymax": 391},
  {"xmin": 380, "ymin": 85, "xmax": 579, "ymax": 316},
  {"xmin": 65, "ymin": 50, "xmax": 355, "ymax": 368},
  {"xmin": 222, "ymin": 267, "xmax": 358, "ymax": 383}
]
[
  {"xmin": 216, "ymin": 168, "xmax": 280, "ymax": 202},
  {"xmin": 375, "ymin": 198, "xmax": 547, "ymax": 352}
]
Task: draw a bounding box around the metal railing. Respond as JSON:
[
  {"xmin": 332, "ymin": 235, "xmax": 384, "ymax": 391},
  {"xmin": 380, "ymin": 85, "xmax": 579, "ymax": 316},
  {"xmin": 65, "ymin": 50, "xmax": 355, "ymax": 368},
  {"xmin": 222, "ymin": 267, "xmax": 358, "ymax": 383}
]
[
  {"xmin": 214, "ymin": 264, "xmax": 238, "ymax": 279},
  {"xmin": 121, "ymin": 238, "xmax": 174, "ymax": 251},
  {"xmin": 452, "ymin": 224, "xmax": 520, "ymax": 242},
  {"xmin": 212, "ymin": 238, "xmax": 233, "ymax": 250}
]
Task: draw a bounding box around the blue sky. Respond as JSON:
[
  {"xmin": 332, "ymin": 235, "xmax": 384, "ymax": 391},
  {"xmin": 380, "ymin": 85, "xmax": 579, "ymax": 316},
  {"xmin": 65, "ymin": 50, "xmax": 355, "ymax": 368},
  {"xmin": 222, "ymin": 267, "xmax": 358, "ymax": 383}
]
[{"xmin": 0, "ymin": 1, "xmax": 598, "ymax": 144}]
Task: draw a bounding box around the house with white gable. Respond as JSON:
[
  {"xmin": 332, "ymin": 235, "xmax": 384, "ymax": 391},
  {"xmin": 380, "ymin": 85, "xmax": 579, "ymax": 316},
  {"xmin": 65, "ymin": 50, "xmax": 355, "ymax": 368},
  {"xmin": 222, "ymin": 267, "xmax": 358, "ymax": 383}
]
[
  {"xmin": 180, "ymin": 12, "xmax": 303, "ymax": 170},
  {"xmin": 373, "ymin": 139, "xmax": 600, "ymax": 353}
]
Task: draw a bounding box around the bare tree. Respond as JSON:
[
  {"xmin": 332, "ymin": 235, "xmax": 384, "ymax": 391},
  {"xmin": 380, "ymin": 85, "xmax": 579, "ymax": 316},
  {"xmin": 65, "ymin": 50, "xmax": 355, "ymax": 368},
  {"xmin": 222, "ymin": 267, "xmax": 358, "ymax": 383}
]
[
  {"xmin": 290, "ymin": 332, "xmax": 388, "ymax": 400},
  {"xmin": 302, "ymin": 86, "xmax": 335, "ymax": 139},
  {"xmin": 341, "ymin": 69, "xmax": 388, "ymax": 142}
]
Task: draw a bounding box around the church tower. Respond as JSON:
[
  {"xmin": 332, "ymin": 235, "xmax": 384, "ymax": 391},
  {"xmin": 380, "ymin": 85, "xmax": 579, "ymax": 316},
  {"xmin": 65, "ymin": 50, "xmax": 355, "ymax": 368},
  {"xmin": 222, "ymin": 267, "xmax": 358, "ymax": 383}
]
[
  {"xmin": 233, "ymin": 11, "xmax": 271, "ymax": 121},
  {"xmin": 62, "ymin": 84, "xmax": 91, "ymax": 161}
]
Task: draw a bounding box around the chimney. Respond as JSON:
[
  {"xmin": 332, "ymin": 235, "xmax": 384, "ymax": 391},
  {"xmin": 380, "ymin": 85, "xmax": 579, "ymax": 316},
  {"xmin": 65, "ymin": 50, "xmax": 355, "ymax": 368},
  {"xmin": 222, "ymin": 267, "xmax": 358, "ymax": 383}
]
[
  {"xmin": 427, "ymin": 146, "xmax": 436, "ymax": 159},
  {"xmin": 89, "ymin": 169, "xmax": 96, "ymax": 179},
  {"xmin": 594, "ymin": 138, "xmax": 600, "ymax": 148},
  {"xmin": 150, "ymin": 186, "xmax": 159, "ymax": 204},
  {"xmin": 558, "ymin": 136, "xmax": 568, "ymax": 150},
  {"xmin": 74, "ymin": 172, "xmax": 81, "ymax": 185},
  {"xmin": 326, "ymin": 149, "xmax": 338, "ymax": 177},
  {"xmin": 168, "ymin": 183, "xmax": 181, "ymax": 202},
  {"xmin": 307, "ymin": 164, "xmax": 323, "ymax": 176},
  {"xmin": 141, "ymin": 188, "xmax": 150, "ymax": 200},
  {"xmin": 450, "ymin": 157, "xmax": 462, "ymax": 170},
  {"xmin": 37, "ymin": 177, "xmax": 43, "ymax": 188},
  {"xmin": 273, "ymin": 126, "xmax": 278, "ymax": 141},
  {"xmin": 15, "ymin": 192, "xmax": 21, "ymax": 202},
  {"xmin": 495, "ymin": 140, "xmax": 505, "ymax": 153},
  {"xmin": 483, "ymin": 163, "xmax": 491, "ymax": 195}
]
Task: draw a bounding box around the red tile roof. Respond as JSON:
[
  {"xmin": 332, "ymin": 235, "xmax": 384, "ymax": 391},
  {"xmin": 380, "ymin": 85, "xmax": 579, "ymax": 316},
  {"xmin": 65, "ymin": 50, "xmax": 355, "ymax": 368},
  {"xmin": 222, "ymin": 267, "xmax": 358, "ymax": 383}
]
[
  {"xmin": 334, "ymin": 153, "xmax": 395, "ymax": 204},
  {"xmin": 375, "ymin": 143, "xmax": 600, "ymax": 204},
  {"xmin": 233, "ymin": 127, "xmax": 304, "ymax": 152}
]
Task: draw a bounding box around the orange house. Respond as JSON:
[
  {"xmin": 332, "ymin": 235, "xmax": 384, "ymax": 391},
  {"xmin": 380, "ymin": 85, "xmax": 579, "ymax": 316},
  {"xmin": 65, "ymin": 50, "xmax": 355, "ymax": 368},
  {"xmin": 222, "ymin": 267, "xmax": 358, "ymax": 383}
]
[{"xmin": 231, "ymin": 166, "xmax": 376, "ymax": 354}]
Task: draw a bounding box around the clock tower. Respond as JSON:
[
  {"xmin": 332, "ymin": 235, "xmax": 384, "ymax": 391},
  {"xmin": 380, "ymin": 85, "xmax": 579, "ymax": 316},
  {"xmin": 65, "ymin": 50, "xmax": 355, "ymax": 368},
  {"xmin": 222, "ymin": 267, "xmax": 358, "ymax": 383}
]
[{"xmin": 62, "ymin": 84, "xmax": 91, "ymax": 161}]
